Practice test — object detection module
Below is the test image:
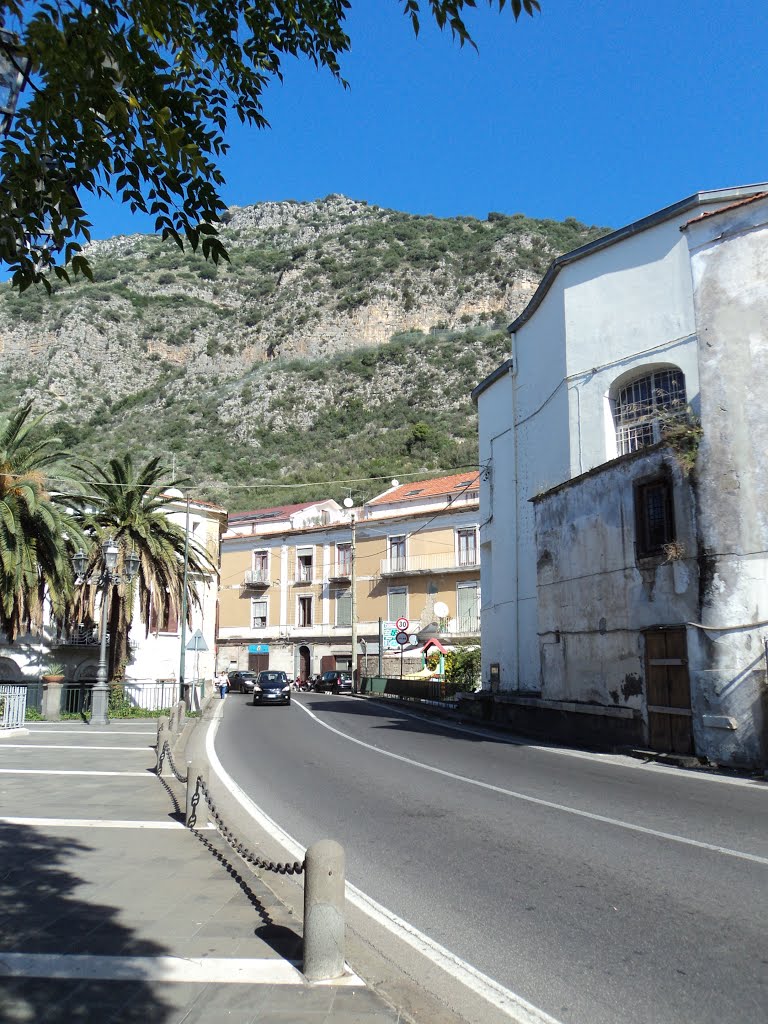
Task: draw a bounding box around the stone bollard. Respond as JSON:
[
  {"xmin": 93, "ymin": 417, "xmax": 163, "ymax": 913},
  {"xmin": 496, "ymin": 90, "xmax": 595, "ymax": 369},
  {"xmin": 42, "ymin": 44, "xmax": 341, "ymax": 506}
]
[
  {"xmin": 303, "ymin": 839, "xmax": 346, "ymax": 981},
  {"xmin": 185, "ymin": 757, "xmax": 209, "ymax": 828}
]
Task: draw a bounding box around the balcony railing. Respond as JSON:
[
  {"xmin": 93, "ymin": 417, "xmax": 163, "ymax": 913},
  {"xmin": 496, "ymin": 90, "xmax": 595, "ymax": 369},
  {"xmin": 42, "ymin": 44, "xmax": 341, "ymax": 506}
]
[
  {"xmin": 380, "ymin": 551, "xmax": 479, "ymax": 576},
  {"xmin": 54, "ymin": 626, "xmax": 101, "ymax": 646},
  {"xmin": 243, "ymin": 569, "xmax": 270, "ymax": 588}
]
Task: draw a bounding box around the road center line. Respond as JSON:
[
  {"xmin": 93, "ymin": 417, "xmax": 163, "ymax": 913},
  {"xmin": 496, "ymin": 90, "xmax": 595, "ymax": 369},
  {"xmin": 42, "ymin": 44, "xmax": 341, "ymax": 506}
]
[{"xmin": 293, "ymin": 701, "xmax": 768, "ymax": 866}]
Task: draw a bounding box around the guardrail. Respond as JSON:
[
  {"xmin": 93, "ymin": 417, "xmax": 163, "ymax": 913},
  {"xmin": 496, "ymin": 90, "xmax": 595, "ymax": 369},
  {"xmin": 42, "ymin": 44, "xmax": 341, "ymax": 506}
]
[
  {"xmin": 155, "ymin": 707, "xmax": 346, "ymax": 981},
  {"xmin": 0, "ymin": 684, "xmax": 27, "ymax": 728}
]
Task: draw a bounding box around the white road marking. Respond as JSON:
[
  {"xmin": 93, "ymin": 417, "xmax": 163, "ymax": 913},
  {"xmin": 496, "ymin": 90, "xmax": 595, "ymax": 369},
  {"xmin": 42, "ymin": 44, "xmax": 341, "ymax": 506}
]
[
  {"xmin": 208, "ymin": 706, "xmax": 563, "ymax": 1024},
  {"xmin": 293, "ymin": 700, "xmax": 768, "ymax": 866},
  {"xmin": 0, "ymin": 744, "xmax": 151, "ymax": 751},
  {"xmin": 348, "ymin": 698, "xmax": 765, "ymax": 789},
  {"xmin": 0, "ymin": 817, "xmax": 211, "ymax": 829},
  {"xmin": 0, "ymin": 768, "xmax": 152, "ymax": 777},
  {"xmin": 0, "ymin": 953, "xmax": 363, "ymax": 985},
  {"xmin": 27, "ymin": 728, "xmax": 156, "ymax": 736}
]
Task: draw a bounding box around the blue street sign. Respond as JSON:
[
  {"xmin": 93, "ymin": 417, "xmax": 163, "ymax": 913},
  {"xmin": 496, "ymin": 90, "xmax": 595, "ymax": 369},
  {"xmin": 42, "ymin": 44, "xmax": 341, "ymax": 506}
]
[{"xmin": 248, "ymin": 643, "xmax": 270, "ymax": 654}]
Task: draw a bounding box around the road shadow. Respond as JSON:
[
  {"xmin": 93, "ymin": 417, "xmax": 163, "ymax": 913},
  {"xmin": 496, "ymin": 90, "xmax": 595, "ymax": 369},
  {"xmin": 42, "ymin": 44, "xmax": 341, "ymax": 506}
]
[
  {"xmin": 0, "ymin": 823, "xmax": 174, "ymax": 1023},
  {"xmin": 297, "ymin": 693, "xmax": 523, "ymax": 745}
]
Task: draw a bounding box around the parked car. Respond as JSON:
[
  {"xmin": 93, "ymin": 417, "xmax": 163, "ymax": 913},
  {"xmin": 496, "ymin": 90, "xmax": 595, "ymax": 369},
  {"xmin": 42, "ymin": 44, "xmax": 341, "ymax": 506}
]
[
  {"xmin": 227, "ymin": 670, "xmax": 258, "ymax": 693},
  {"xmin": 252, "ymin": 670, "xmax": 291, "ymax": 706},
  {"xmin": 314, "ymin": 671, "xmax": 352, "ymax": 694}
]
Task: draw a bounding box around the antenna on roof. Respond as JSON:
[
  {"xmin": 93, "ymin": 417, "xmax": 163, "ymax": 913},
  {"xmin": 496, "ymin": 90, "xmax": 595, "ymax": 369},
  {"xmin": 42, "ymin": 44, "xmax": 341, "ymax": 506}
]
[{"xmin": 391, "ymin": 479, "xmax": 399, "ymax": 488}]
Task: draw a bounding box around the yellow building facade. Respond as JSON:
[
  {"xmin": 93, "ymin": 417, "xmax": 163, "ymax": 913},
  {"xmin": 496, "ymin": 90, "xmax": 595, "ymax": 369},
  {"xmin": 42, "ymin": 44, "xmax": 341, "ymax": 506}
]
[{"xmin": 217, "ymin": 474, "xmax": 481, "ymax": 680}]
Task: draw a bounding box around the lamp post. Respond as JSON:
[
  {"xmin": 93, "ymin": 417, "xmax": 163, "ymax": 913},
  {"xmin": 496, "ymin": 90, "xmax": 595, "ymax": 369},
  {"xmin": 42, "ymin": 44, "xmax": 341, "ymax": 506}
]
[
  {"xmin": 343, "ymin": 498, "xmax": 358, "ymax": 692},
  {"xmin": 73, "ymin": 539, "xmax": 139, "ymax": 727}
]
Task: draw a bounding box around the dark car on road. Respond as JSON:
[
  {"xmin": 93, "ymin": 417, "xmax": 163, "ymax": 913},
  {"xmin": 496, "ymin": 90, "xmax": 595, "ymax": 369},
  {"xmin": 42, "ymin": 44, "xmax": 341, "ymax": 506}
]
[
  {"xmin": 252, "ymin": 670, "xmax": 291, "ymax": 705},
  {"xmin": 228, "ymin": 670, "xmax": 258, "ymax": 693},
  {"xmin": 314, "ymin": 670, "xmax": 352, "ymax": 694}
]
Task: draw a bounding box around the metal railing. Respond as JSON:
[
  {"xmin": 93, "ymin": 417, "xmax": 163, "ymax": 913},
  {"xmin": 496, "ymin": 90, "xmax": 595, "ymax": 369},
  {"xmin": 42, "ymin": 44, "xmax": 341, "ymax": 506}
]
[
  {"xmin": 380, "ymin": 551, "xmax": 479, "ymax": 575},
  {"xmin": 122, "ymin": 680, "xmax": 179, "ymax": 710},
  {"xmin": 0, "ymin": 684, "xmax": 27, "ymax": 728},
  {"xmin": 243, "ymin": 569, "xmax": 270, "ymax": 587}
]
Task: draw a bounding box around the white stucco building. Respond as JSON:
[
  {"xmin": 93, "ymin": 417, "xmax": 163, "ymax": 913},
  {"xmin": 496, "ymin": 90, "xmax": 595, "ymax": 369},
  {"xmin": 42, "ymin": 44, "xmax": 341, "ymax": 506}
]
[{"xmin": 472, "ymin": 185, "xmax": 768, "ymax": 767}]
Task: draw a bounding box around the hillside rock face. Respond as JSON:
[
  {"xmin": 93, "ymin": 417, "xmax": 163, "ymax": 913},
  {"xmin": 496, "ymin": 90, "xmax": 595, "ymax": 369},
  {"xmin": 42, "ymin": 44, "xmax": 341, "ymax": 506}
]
[
  {"xmin": 0, "ymin": 195, "xmax": 605, "ymax": 416},
  {"xmin": 0, "ymin": 196, "xmax": 608, "ymax": 509}
]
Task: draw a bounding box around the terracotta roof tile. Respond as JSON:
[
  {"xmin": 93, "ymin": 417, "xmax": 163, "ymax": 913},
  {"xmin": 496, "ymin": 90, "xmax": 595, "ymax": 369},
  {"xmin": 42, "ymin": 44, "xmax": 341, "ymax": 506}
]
[
  {"xmin": 228, "ymin": 501, "xmax": 320, "ymax": 523},
  {"xmin": 682, "ymin": 191, "xmax": 768, "ymax": 228},
  {"xmin": 367, "ymin": 472, "xmax": 481, "ymax": 506}
]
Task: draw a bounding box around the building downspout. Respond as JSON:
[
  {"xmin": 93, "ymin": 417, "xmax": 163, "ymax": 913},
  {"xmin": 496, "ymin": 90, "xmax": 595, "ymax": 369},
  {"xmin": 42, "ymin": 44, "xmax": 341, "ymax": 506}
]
[{"xmin": 510, "ymin": 332, "xmax": 520, "ymax": 693}]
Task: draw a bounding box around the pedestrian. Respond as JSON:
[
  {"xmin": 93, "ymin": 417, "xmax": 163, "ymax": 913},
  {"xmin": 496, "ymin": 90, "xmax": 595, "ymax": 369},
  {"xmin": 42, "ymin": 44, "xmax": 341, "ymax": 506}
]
[{"xmin": 217, "ymin": 672, "xmax": 228, "ymax": 699}]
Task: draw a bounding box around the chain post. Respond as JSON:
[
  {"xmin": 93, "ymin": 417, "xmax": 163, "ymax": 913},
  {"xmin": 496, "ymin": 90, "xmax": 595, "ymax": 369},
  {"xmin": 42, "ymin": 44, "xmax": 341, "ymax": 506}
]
[
  {"xmin": 186, "ymin": 758, "xmax": 208, "ymax": 827},
  {"xmin": 155, "ymin": 719, "xmax": 170, "ymax": 773},
  {"xmin": 303, "ymin": 839, "xmax": 346, "ymax": 981}
]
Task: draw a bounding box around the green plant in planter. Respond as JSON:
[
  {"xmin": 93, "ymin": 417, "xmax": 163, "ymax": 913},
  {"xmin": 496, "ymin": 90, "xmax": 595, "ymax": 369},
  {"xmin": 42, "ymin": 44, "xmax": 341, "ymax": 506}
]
[{"xmin": 41, "ymin": 660, "xmax": 65, "ymax": 680}]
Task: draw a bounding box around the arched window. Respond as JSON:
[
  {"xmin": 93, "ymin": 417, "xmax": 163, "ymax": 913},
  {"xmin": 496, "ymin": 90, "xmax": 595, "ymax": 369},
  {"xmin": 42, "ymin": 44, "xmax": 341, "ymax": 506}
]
[{"xmin": 613, "ymin": 367, "xmax": 686, "ymax": 456}]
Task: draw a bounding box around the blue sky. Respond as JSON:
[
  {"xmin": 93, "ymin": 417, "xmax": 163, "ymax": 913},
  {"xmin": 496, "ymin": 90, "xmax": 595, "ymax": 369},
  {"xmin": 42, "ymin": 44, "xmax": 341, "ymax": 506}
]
[{"xmin": 89, "ymin": 0, "xmax": 767, "ymax": 239}]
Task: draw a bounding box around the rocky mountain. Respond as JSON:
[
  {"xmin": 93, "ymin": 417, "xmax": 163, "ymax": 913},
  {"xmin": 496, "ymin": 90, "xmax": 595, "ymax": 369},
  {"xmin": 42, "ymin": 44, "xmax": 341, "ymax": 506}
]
[{"xmin": 0, "ymin": 195, "xmax": 608, "ymax": 510}]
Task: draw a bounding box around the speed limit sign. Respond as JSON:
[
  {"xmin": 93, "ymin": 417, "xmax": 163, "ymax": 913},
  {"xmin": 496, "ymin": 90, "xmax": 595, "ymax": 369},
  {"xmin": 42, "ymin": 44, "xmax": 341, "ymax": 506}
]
[{"xmin": 395, "ymin": 617, "xmax": 409, "ymax": 632}]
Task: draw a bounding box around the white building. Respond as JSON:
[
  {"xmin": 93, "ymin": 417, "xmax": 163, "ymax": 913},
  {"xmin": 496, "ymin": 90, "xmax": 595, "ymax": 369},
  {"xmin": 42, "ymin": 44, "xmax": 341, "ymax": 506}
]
[{"xmin": 472, "ymin": 185, "xmax": 768, "ymax": 767}]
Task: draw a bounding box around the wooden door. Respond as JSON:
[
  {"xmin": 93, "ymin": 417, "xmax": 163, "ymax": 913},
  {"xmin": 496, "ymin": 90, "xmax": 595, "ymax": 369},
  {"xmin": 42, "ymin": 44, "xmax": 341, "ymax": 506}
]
[
  {"xmin": 644, "ymin": 628, "xmax": 693, "ymax": 754},
  {"xmin": 248, "ymin": 653, "xmax": 269, "ymax": 673}
]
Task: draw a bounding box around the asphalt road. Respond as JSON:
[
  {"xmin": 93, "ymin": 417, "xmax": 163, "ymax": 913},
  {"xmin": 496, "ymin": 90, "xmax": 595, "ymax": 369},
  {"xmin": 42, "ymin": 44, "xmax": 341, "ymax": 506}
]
[{"xmin": 215, "ymin": 692, "xmax": 768, "ymax": 1024}]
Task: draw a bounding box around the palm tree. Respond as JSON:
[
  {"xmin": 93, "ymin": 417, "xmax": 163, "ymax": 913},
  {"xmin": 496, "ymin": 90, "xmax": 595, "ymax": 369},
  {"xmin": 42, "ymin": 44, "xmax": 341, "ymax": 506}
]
[
  {"xmin": 0, "ymin": 403, "xmax": 81, "ymax": 642},
  {"xmin": 71, "ymin": 454, "xmax": 216, "ymax": 681}
]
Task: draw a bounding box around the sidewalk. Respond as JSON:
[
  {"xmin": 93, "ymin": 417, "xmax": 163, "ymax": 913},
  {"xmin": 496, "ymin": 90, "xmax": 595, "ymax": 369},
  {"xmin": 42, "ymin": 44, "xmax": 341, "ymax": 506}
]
[{"xmin": 0, "ymin": 719, "xmax": 403, "ymax": 1023}]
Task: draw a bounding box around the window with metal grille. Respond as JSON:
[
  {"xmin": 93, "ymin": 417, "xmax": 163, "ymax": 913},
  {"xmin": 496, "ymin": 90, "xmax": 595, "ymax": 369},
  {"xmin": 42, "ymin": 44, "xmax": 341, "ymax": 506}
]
[
  {"xmin": 635, "ymin": 478, "xmax": 675, "ymax": 557},
  {"xmin": 614, "ymin": 368, "xmax": 686, "ymax": 455}
]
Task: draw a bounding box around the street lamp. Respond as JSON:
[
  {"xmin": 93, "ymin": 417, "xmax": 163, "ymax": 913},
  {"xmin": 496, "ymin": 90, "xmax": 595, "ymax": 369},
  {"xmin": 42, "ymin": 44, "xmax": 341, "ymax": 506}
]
[{"xmin": 72, "ymin": 538, "xmax": 139, "ymax": 727}]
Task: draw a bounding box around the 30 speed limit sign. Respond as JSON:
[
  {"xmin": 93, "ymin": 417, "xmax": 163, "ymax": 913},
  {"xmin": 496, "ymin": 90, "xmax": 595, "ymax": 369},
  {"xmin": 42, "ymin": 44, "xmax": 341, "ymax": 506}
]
[{"xmin": 395, "ymin": 617, "xmax": 409, "ymax": 632}]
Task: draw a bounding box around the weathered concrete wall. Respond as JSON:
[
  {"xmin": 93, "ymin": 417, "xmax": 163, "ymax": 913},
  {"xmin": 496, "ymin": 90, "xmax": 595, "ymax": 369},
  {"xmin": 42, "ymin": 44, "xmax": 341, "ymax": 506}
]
[
  {"xmin": 685, "ymin": 197, "xmax": 768, "ymax": 767},
  {"xmin": 533, "ymin": 448, "xmax": 698, "ymax": 745}
]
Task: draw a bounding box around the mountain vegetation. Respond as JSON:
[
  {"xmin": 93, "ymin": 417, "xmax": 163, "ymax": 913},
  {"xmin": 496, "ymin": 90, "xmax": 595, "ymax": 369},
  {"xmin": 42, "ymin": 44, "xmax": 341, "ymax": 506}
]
[{"xmin": 0, "ymin": 196, "xmax": 609, "ymax": 510}]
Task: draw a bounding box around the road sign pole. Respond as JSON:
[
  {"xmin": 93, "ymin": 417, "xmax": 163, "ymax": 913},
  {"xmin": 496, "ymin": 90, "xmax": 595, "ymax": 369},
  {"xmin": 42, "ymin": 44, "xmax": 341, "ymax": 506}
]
[{"xmin": 378, "ymin": 618, "xmax": 383, "ymax": 676}]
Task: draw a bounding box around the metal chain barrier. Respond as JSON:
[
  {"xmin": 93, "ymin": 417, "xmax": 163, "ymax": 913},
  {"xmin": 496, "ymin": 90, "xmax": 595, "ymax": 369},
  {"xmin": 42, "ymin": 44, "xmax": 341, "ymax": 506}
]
[
  {"xmin": 190, "ymin": 776, "xmax": 305, "ymax": 876},
  {"xmin": 156, "ymin": 738, "xmax": 188, "ymax": 783}
]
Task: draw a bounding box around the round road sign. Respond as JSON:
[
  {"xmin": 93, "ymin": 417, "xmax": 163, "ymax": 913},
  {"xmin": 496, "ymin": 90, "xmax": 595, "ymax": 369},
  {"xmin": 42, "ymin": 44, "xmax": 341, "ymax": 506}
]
[
  {"xmin": 395, "ymin": 630, "xmax": 409, "ymax": 645},
  {"xmin": 395, "ymin": 617, "xmax": 409, "ymax": 632}
]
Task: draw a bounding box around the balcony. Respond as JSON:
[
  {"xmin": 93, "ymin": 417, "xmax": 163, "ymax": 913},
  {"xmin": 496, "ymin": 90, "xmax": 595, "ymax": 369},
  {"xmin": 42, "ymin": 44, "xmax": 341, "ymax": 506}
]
[
  {"xmin": 54, "ymin": 625, "xmax": 101, "ymax": 646},
  {"xmin": 380, "ymin": 552, "xmax": 479, "ymax": 577},
  {"xmin": 242, "ymin": 569, "xmax": 270, "ymax": 589},
  {"xmin": 328, "ymin": 568, "xmax": 351, "ymax": 584}
]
